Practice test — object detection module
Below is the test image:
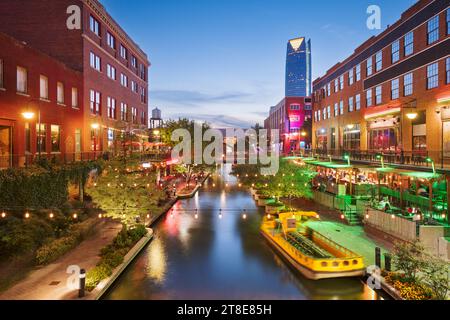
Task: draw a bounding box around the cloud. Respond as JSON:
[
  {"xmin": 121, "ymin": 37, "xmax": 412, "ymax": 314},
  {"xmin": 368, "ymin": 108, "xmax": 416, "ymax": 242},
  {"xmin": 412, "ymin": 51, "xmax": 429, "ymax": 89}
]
[
  {"xmin": 166, "ymin": 113, "xmax": 254, "ymax": 129},
  {"xmin": 151, "ymin": 89, "xmax": 252, "ymax": 107}
]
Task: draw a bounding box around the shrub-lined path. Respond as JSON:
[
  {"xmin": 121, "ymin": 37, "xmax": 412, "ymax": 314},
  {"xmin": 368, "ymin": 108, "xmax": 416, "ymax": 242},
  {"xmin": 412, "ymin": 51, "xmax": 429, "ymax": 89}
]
[{"xmin": 0, "ymin": 219, "xmax": 122, "ymax": 300}]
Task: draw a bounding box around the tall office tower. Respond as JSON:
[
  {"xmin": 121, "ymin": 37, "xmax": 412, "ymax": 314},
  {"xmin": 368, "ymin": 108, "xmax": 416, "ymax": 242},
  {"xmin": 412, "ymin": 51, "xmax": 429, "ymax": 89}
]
[{"xmin": 285, "ymin": 37, "xmax": 312, "ymax": 97}]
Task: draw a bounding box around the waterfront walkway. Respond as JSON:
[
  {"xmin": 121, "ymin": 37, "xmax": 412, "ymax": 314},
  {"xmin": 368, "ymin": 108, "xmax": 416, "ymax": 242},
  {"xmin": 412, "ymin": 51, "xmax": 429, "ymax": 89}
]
[
  {"xmin": 285, "ymin": 198, "xmax": 391, "ymax": 267},
  {"xmin": 0, "ymin": 219, "xmax": 122, "ymax": 300}
]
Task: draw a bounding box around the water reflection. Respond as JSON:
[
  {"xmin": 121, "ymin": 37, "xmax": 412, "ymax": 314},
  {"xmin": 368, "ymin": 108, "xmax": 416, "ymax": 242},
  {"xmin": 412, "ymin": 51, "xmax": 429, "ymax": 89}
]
[{"xmin": 104, "ymin": 164, "xmax": 380, "ymax": 300}]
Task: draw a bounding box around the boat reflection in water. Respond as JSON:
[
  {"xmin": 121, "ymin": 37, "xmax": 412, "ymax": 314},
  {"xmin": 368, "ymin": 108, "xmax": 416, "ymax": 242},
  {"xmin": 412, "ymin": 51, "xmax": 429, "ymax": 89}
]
[{"xmin": 103, "ymin": 164, "xmax": 382, "ymax": 300}]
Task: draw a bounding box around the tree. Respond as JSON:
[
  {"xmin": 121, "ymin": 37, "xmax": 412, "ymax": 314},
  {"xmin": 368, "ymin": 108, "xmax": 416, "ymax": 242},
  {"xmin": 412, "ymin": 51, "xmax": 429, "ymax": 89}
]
[
  {"xmin": 422, "ymin": 255, "xmax": 450, "ymax": 300},
  {"xmin": 392, "ymin": 240, "xmax": 427, "ymax": 283}
]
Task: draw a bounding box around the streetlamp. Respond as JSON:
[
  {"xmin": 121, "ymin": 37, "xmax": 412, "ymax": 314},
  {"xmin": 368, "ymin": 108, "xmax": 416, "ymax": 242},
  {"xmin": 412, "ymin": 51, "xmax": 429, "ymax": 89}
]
[
  {"xmin": 426, "ymin": 157, "xmax": 436, "ymax": 175},
  {"xmin": 91, "ymin": 123, "xmax": 100, "ymax": 159},
  {"xmin": 376, "ymin": 154, "xmax": 385, "ymax": 168},
  {"xmin": 22, "ymin": 109, "xmax": 42, "ymax": 157},
  {"xmin": 344, "ymin": 154, "xmax": 351, "ymax": 166}
]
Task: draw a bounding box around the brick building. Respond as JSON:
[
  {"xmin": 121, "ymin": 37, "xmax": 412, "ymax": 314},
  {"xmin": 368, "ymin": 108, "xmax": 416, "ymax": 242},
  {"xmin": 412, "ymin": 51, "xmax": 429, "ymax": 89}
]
[
  {"xmin": 0, "ymin": 0, "xmax": 150, "ymax": 154},
  {"xmin": 312, "ymin": 0, "xmax": 449, "ymax": 166},
  {"xmin": 264, "ymin": 97, "xmax": 312, "ymax": 154},
  {"xmin": 0, "ymin": 32, "xmax": 83, "ymax": 168}
]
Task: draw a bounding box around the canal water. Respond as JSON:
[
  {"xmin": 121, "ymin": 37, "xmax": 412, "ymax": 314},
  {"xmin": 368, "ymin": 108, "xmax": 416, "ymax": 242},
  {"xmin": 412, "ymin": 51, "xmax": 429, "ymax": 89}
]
[{"xmin": 104, "ymin": 164, "xmax": 379, "ymax": 300}]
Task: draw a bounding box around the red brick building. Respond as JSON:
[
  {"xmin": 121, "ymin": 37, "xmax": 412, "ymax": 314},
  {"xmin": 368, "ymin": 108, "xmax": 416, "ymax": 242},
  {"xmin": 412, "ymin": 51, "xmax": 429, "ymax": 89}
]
[
  {"xmin": 0, "ymin": 0, "xmax": 150, "ymax": 155},
  {"xmin": 312, "ymin": 0, "xmax": 449, "ymax": 166},
  {"xmin": 264, "ymin": 97, "xmax": 312, "ymax": 154},
  {"xmin": 0, "ymin": 32, "xmax": 83, "ymax": 168}
]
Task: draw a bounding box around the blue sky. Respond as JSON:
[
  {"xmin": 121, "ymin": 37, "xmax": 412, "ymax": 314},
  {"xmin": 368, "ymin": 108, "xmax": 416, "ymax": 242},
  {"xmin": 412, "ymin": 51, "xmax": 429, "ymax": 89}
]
[{"xmin": 101, "ymin": 0, "xmax": 415, "ymax": 128}]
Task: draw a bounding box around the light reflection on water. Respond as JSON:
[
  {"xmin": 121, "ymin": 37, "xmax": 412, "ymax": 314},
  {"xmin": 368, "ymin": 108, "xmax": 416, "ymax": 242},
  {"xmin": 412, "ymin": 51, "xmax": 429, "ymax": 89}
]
[{"xmin": 103, "ymin": 164, "xmax": 381, "ymax": 300}]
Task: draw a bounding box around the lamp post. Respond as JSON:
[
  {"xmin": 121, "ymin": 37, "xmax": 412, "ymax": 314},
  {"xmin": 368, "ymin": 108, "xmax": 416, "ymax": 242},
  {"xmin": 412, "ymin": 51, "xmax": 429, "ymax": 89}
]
[
  {"xmin": 91, "ymin": 123, "xmax": 100, "ymax": 160},
  {"xmin": 22, "ymin": 109, "xmax": 42, "ymax": 158},
  {"xmin": 426, "ymin": 157, "xmax": 436, "ymax": 175},
  {"xmin": 344, "ymin": 154, "xmax": 350, "ymax": 166},
  {"xmin": 376, "ymin": 154, "xmax": 385, "ymax": 168}
]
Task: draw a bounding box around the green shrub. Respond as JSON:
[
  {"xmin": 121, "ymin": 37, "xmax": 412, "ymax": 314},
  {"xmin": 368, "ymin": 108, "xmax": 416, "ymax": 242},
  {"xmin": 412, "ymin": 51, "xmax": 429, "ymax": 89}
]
[
  {"xmin": 86, "ymin": 265, "xmax": 113, "ymax": 291},
  {"xmin": 35, "ymin": 235, "xmax": 78, "ymax": 265}
]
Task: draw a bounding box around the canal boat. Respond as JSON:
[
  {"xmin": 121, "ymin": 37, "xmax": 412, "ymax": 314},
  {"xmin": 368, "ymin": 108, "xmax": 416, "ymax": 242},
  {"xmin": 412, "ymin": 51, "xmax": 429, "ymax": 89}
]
[{"xmin": 261, "ymin": 212, "xmax": 365, "ymax": 280}]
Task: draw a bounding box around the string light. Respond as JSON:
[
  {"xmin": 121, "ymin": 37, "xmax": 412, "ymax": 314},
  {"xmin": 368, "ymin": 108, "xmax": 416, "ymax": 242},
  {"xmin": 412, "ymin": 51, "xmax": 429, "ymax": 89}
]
[
  {"xmin": 98, "ymin": 214, "xmax": 103, "ymax": 219},
  {"xmin": 73, "ymin": 213, "xmax": 78, "ymax": 219},
  {"xmin": 24, "ymin": 212, "xmax": 30, "ymax": 219},
  {"xmin": 107, "ymin": 183, "xmax": 111, "ymax": 187},
  {"xmin": 242, "ymin": 213, "xmax": 247, "ymax": 220},
  {"xmin": 1, "ymin": 212, "xmax": 6, "ymax": 218},
  {"xmin": 267, "ymin": 214, "xmax": 271, "ymax": 219},
  {"xmin": 146, "ymin": 214, "xmax": 150, "ymax": 219},
  {"xmin": 340, "ymin": 214, "xmax": 345, "ymax": 220},
  {"xmin": 365, "ymin": 214, "xmax": 369, "ymax": 219},
  {"xmin": 49, "ymin": 213, "xmax": 54, "ymax": 219}
]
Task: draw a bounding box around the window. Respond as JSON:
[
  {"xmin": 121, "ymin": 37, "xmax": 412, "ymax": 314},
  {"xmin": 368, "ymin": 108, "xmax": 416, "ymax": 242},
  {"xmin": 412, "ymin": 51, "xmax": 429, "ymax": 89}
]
[
  {"xmin": 107, "ymin": 97, "xmax": 116, "ymax": 119},
  {"xmin": 89, "ymin": 15, "xmax": 100, "ymax": 36},
  {"xmin": 356, "ymin": 64, "xmax": 361, "ymax": 81},
  {"xmin": 391, "ymin": 40, "xmax": 400, "ymax": 63},
  {"xmin": 404, "ymin": 31, "xmax": 414, "ymax": 56},
  {"xmin": 391, "ymin": 79, "xmax": 399, "ymax": 100},
  {"xmin": 107, "ymin": 64, "xmax": 116, "ymax": 80},
  {"xmin": 317, "ymin": 110, "xmax": 321, "ymax": 121},
  {"xmin": 0, "ymin": 59, "xmax": 3, "ymax": 88},
  {"xmin": 447, "ymin": 8, "xmax": 450, "ymax": 35},
  {"xmin": 375, "ymin": 86, "xmax": 382, "ymax": 105},
  {"xmin": 375, "ymin": 51, "xmax": 382, "ymax": 72},
  {"xmin": 427, "ymin": 63, "xmax": 439, "ymax": 89},
  {"xmin": 106, "ymin": 32, "xmax": 115, "ymax": 49},
  {"xmin": 348, "ymin": 69, "xmax": 354, "ymax": 85},
  {"xmin": 404, "ymin": 73, "xmax": 413, "ymax": 96},
  {"xmin": 323, "ymin": 108, "xmax": 327, "ymax": 120},
  {"xmin": 40, "ymin": 75, "xmax": 48, "ymax": 99},
  {"xmin": 36, "ymin": 124, "xmax": 46, "ymax": 153},
  {"xmin": 120, "ymin": 45, "xmax": 127, "ymax": 60},
  {"xmin": 90, "ymin": 52, "xmax": 101, "ymax": 71},
  {"xmin": 51, "ymin": 125, "xmax": 60, "ymax": 153},
  {"xmin": 90, "ymin": 90, "xmax": 101, "ymax": 114},
  {"xmin": 139, "ymin": 64, "xmax": 146, "ymax": 80},
  {"xmin": 327, "ymin": 106, "xmax": 331, "ymax": 119},
  {"xmin": 141, "ymin": 111, "xmax": 146, "ymax": 125},
  {"xmin": 120, "ymin": 103, "xmax": 128, "ymax": 121},
  {"xmin": 131, "ymin": 56, "xmax": 137, "ymax": 68},
  {"xmin": 326, "ymin": 83, "xmax": 331, "ymax": 96},
  {"xmin": 290, "ymin": 104, "xmax": 300, "ymax": 110},
  {"xmin": 57, "ymin": 82, "xmax": 64, "ymax": 104},
  {"xmin": 348, "ymin": 97, "xmax": 354, "ymax": 112},
  {"xmin": 339, "ymin": 75, "xmax": 344, "ymax": 90},
  {"xmin": 427, "ymin": 15, "xmax": 439, "ymax": 45},
  {"xmin": 120, "ymin": 73, "xmax": 128, "ymax": 87},
  {"xmin": 334, "ymin": 79, "xmax": 338, "ymax": 92},
  {"xmin": 131, "ymin": 81, "xmax": 138, "ymax": 93},
  {"xmin": 334, "ymin": 103, "xmax": 338, "ymax": 117},
  {"xmin": 339, "ymin": 100, "xmax": 344, "ymax": 115},
  {"xmin": 446, "ymin": 57, "xmax": 450, "ymax": 84},
  {"xmin": 355, "ymin": 94, "xmax": 361, "ymax": 110},
  {"xmin": 366, "ymin": 89, "xmax": 373, "ymax": 107},
  {"xmin": 16, "ymin": 66, "xmax": 27, "ymax": 93},
  {"xmin": 140, "ymin": 87, "xmax": 146, "ymax": 103},
  {"xmin": 343, "ymin": 124, "xmax": 360, "ymax": 150},
  {"xmin": 72, "ymin": 88, "xmax": 78, "ymax": 108},
  {"xmin": 366, "ymin": 57, "xmax": 373, "ymax": 76}
]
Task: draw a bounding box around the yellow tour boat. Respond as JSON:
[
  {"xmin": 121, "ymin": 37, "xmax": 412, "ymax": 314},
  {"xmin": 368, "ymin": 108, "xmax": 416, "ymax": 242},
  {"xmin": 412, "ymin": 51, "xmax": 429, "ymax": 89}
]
[{"xmin": 261, "ymin": 211, "xmax": 365, "ymax": 280}]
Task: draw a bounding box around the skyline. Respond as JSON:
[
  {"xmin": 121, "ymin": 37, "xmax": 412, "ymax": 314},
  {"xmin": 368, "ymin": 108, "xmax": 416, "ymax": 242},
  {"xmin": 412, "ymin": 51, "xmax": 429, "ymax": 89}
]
[{"xmin": 101, "ymin": 0, "xmax": 415, "ymax": 128}]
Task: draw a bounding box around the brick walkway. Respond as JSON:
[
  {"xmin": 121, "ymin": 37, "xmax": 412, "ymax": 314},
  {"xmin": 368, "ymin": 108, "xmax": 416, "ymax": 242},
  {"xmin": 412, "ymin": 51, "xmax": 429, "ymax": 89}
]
[{"xmin": 0, "ymin": 219, "xmax": 122, "ymax": 300}]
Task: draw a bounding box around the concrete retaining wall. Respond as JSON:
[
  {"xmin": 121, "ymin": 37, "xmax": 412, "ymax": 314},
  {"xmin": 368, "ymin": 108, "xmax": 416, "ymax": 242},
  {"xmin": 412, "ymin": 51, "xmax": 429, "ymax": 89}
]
[{"xmin": 365, "ymin": 208, "xmax": 417, "ymax": 242}]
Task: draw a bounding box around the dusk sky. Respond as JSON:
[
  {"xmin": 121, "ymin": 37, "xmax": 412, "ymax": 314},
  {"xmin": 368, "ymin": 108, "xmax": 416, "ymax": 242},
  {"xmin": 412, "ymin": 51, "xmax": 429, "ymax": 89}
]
[{"xmin": 101, "ymin": 0, "xmax": 416, "ymax": 128}]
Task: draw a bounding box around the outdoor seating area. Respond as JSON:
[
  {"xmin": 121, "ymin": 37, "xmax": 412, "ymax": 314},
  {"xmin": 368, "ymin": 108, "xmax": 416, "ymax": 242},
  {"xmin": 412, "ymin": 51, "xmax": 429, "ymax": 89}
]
[{"xmin": 293, "ymin": 157, "xmax": 450, "ymax": 227}]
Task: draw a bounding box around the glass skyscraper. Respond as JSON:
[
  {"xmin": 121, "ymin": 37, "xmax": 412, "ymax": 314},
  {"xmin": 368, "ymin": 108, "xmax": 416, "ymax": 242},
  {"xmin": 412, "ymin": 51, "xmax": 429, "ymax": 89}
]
[{"xmin": 285, "ymin": 37, "xmax": 311, "ymax": 97}]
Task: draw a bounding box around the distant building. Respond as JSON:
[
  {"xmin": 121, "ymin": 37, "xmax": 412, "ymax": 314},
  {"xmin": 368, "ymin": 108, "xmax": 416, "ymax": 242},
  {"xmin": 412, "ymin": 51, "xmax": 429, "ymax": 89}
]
[
  {"xmin": 264, "ymin": 97, "xmax": 312, "ymax": 154},
  {"xmin": 286, "ymin": 37, "xmax": 312, "ymax": 97}
]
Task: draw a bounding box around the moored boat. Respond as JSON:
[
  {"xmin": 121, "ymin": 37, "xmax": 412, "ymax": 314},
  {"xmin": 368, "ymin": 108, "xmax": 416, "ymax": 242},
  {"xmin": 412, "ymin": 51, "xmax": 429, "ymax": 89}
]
[{"xmin": 261, "ymin": 212, "xmax": 365, "ymax": 280}]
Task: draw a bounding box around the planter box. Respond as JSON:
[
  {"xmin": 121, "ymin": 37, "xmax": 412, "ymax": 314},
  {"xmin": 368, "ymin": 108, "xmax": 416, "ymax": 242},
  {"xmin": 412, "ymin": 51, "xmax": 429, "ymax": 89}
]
[
  {"xmin": 257, "ymin": 198, "xmax": 274, "ymax": 207},
  {"xmin": 265, "ymin": 204, "xmax": 285, "ymax": 214}
]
